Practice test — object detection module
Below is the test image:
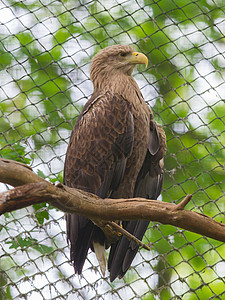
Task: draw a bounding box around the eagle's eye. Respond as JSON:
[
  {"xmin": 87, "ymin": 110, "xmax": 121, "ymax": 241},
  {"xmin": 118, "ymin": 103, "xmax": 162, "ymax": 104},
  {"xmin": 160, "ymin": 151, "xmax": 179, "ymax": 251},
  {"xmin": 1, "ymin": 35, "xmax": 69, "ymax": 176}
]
[{"xmin": 120, "ymin": 52, "xmax": 127, "ymax": 57}]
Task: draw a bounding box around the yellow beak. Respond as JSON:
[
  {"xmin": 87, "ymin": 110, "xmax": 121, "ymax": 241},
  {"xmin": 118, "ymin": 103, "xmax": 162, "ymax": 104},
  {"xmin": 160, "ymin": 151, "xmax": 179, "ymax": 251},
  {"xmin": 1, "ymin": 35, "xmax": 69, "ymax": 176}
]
[{"xmin": 129, "ymin": 52, "xmax": 148, "ymax": 68}]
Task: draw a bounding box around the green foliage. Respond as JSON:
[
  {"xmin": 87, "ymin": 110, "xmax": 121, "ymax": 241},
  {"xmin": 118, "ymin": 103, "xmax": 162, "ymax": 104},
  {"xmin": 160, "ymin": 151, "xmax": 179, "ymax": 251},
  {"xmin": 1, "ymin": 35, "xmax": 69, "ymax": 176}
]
[
  {"xmin": 0, "ymin": 285, "xmax": 12, "ymax": 300},
  {"xmin": 32, "ymin": 203, "xmax": 50, "ymax": 225},
  {"xmin": 6, "ymin": 236, "xmax": 54, "ymax": 255},
  {"xmin": 0, "ymin": 142, "xmax": 31, "ymax": 164},
  {"xmin": 1, "ymin": 23, "xmax": 80, "ymax": 149},
  {"xmin": 0, "ymin": 43, "xmax": 13, "ymax": 68}
]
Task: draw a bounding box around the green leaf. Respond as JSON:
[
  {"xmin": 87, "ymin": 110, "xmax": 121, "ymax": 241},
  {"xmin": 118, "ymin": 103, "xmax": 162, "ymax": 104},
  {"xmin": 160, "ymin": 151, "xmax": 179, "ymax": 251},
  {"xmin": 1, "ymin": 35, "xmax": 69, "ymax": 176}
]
[
  {"xmin": 33, "ymin": 243, "xmax": 54, "ymax": 255},
  {"xmin": 33, "ymin": 202, "xmax": 50, "ymax": 225},
  {"xmin": 0, "ymin": 142, "xmax": 31, "ymax": 165},
  {"xmin": 37, "ymin": 169, "xmax": 47, "ymax": 179},
  {"xmin": 6, "ymin": 236, "xmax": 54, "ymax": 255},
  {"xmin": 6, "ymin": 237, "xmax": 37, "ymax": 250}
]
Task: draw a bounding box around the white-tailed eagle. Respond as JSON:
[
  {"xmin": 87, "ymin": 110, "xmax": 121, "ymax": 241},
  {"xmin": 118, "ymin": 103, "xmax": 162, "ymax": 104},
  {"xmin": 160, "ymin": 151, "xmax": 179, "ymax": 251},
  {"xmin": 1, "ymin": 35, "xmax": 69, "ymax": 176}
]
[{"xmin": 64, "ymin": 45, "xmax": 166, "ymax": 282}]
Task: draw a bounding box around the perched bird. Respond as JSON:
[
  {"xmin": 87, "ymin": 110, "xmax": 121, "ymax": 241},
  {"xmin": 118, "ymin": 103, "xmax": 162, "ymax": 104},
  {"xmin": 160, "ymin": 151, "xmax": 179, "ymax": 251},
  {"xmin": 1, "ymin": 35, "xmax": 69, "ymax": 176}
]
[{"xmin": 63, "ymin": 44, "xmax": 166, "ymax": 282}]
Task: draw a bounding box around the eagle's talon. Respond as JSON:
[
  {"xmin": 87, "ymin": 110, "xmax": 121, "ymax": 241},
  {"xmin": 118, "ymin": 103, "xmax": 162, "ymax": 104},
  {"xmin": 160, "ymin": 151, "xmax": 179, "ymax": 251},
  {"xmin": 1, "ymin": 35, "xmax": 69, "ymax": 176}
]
[{"xmin": 117, "ymin": 224, "xmax": 123, "ymax": 236}]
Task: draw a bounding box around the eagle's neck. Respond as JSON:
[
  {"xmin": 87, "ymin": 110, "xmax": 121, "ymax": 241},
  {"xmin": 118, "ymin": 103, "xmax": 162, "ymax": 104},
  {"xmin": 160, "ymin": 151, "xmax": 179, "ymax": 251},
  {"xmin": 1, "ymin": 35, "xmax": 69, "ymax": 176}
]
[{"xmin": 92, "ymin": 71, "xmax": 144, "ymax": 105}]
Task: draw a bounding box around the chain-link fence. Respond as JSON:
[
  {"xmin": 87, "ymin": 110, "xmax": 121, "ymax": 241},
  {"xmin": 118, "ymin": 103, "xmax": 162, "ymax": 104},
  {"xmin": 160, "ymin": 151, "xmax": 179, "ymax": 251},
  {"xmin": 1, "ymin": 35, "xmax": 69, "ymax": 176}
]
[{"xmin": 0, "ymin": 0, "xmax": 225, "ymax": 299}]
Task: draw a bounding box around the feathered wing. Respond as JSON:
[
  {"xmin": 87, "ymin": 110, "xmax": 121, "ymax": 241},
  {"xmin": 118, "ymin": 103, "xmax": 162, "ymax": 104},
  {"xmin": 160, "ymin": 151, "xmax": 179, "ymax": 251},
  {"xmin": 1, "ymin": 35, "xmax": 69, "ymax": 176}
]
[
  {"xmin": 63, "ymin": 91, "xmax": 134, "ymax": 275},
  {"xmin": 108, "ymin": 123, "xmax": 166, "ymax": 282}
]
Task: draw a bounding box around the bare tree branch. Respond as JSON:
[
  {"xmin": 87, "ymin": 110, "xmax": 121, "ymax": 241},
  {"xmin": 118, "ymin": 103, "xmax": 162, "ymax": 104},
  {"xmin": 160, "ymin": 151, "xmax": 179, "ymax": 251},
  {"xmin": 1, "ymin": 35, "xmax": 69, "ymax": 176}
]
[
  {"xmin": 0, "ymin": 158, "xmax": 46, "ymax": 187},
  {"xmin": 0, "ymin": 158, "xmax": 225, "ymax": 244}
]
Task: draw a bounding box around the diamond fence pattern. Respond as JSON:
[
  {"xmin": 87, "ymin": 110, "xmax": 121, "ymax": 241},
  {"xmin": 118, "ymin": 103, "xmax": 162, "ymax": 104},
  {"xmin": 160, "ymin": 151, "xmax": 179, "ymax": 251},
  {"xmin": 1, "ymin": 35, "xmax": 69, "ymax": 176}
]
[{"xmin": 0, "ymin": 0, "xmax": 225, "ymax": 299}]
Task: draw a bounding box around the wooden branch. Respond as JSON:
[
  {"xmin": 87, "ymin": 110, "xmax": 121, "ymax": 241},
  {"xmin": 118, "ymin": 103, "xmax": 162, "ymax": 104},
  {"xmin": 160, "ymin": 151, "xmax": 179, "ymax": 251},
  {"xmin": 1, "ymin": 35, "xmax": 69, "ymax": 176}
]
[
  {"xmin": 0, "ymin": 158, "xmax": 46, "ymax": 187},
  {"xmin": 174, "ymin": 194, "xmax": 192, "ymax": 210},
  {"xmin": 0, "ymin": 158, "xmax": 225, "ymax": 245}
]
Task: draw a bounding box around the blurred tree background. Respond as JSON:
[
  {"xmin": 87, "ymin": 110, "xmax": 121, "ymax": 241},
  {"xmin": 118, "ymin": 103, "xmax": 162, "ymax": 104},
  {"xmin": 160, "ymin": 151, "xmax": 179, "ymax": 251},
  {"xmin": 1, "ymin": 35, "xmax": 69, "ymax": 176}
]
[{"xmin": 0, "ymin": 0, "xmax": 225, "ymax": 299}]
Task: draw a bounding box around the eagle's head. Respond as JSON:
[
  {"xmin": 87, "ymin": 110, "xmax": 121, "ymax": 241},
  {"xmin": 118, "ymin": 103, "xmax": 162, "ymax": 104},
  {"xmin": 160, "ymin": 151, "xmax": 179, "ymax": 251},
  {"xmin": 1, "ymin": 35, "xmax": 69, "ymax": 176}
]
[{"xmin": 90, "ymin": 45, "xmax": 148, "ymax": 85}]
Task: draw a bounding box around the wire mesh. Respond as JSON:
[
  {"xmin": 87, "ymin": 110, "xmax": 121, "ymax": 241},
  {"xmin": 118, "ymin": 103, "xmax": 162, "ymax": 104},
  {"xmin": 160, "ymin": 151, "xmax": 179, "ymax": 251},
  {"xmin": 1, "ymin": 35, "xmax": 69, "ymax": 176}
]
[{"xmin": 0, "ymin": 0, "xmax": 225, "ymax": 299}]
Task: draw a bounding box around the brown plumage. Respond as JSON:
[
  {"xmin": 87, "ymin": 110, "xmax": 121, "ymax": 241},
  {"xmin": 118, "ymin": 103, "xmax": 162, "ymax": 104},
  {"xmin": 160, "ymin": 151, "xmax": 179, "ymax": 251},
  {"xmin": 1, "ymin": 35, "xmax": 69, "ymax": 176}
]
[{"xmin": 63, "ymin": 45, "xmax": 167, "ymax": 282}]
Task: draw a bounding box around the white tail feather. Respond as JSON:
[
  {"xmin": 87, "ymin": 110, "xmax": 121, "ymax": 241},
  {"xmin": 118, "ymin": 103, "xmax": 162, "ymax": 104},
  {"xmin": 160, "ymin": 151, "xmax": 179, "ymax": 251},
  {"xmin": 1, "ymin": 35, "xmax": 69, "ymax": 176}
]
[{"xmin": 93, "ymin": 242, "xmax": 106, "ymax": 276}]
